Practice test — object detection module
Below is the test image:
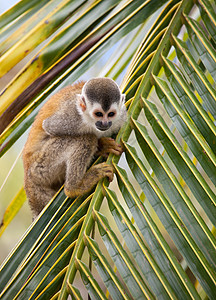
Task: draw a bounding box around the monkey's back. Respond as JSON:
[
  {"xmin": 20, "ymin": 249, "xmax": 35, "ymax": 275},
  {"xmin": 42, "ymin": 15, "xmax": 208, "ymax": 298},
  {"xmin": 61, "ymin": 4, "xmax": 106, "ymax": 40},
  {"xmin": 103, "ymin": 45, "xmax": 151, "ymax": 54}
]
[
  {"xmin": 23, "ymin": 82, "xmax": 87, "ymax": 217},
  {"xmin": 23, "ymin": 81, "xmax": 85, "ymax": 170}
]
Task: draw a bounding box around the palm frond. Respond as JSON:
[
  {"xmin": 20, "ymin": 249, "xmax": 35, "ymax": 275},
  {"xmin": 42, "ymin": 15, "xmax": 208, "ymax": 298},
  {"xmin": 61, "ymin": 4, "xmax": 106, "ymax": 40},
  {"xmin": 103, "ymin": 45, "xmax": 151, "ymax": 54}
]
[{"xmin": 0, "ymin": 0, "xmax": 215, "ymax": 299}]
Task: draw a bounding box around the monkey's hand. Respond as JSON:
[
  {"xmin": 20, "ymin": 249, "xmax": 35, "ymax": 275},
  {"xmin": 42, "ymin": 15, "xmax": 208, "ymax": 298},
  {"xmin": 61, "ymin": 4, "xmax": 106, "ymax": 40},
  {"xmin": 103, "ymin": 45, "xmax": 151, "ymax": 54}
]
[{"xmin": 97, "ymin": 137, "xmax": 124, "ymax": 158}]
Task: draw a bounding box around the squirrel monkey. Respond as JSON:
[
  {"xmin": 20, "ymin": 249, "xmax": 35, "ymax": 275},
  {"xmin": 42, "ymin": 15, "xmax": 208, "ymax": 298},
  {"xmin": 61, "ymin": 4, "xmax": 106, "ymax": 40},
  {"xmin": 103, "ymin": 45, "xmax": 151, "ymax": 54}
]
[{"xmin": 23, "ymin": 78, "xmax": 127, "ymax": 219}]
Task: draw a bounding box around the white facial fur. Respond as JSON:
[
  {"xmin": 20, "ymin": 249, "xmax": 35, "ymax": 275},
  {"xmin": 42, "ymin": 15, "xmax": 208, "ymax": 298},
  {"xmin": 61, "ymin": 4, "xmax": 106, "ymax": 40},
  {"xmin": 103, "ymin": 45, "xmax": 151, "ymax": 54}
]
[{"xmin": 76, "ymin": 93, "xmax": 127, "ymax": 138}]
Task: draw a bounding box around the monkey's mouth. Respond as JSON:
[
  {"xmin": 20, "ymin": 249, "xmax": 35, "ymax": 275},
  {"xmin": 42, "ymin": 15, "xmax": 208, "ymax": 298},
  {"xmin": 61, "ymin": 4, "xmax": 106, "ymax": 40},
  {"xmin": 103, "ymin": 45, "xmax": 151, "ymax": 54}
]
[
  {"xmin": 97, "ymin": 127, "xmax": 109, "ymax": 131},
  {"xmin": 95, "ymin": 121, "xmax": 112, "ymax": 131}
]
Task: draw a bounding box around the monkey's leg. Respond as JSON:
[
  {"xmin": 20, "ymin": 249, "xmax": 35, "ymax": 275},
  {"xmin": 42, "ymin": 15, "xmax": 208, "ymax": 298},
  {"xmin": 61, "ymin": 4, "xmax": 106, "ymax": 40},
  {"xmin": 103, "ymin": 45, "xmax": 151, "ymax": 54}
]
[
  {"xmin": 64, "ymin": 162, "xmax": 113, "ymax": 198},
  {"xmin": 24, "ymin": 140, "xmax": 66, "ymax": 218},
  {"xmin": 97, "ymin": 137, "xmax": 124, "ymax": 157}
]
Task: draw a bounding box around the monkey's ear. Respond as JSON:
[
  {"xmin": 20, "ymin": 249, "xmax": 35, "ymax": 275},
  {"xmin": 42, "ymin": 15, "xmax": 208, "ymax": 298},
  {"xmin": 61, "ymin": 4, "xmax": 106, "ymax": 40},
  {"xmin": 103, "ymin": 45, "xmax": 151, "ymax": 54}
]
[
  {"xmin": 77, "ymin": 94, "xmax": 86, "ymax": 112},
  {"xmin": 121, "ymin": 94, "xmax": 126, "ymax": 103}
]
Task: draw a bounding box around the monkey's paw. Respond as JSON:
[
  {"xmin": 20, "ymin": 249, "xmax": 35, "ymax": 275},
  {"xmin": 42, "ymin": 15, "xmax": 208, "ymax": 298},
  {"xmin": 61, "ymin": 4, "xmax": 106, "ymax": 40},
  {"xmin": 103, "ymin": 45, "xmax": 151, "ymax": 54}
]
[
  {"xmin": 99, "ymin": 162, "xmax": 114, "ymax": 182},
  {"xmin": 97, "ymin": 137, "xmax": 123, "ymax": 157}
]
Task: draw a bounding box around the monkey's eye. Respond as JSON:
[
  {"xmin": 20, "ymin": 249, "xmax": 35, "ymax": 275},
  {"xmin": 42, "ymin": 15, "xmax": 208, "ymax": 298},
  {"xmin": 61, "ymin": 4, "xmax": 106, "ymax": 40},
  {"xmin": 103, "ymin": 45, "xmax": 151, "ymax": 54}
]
[
  {"xmin": 108, "ymin": 112, "xmax": 115, "ymax": 117},
  {"xmin": 95, "ymin": 112, "xmax": 103, "ymax": 117}
]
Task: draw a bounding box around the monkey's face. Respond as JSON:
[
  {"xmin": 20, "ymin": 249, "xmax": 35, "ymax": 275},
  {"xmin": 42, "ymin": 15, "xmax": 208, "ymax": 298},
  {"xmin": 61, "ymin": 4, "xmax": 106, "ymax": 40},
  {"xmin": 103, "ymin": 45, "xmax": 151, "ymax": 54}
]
[
  {"xmin": 93, "ymin": 105, "xmax": 117, "ymax": 132},
  {"xmin": 77, "ymin": 95, "xmax": 126, "ymax": 137},
  {"xmin": 88, "ymin": 98, "xmax": 127, "ymax": 135}
]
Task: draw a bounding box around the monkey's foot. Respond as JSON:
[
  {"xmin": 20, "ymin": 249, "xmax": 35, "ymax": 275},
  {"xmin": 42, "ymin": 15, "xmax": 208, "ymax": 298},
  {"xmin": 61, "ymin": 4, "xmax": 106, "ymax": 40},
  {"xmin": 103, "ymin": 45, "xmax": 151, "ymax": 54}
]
[
  {"xmin": 64, "ymin": 163, "xmax": 114, "ymax": 198},
  {"xmin": 97, "ymin": 137, "xmax": 123, "ymax": 157},
  {"xmin": 97, "ymin": 162, "xmax": 114, "ymax": 182}
]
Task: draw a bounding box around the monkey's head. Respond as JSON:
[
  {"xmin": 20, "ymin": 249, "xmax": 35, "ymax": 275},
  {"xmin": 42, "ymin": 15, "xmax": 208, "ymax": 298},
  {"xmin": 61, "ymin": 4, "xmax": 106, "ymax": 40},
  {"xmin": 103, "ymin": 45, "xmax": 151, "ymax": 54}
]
[{"xmin": 76, "ymin": 78, "xmax": 127, "ymax": 137}]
